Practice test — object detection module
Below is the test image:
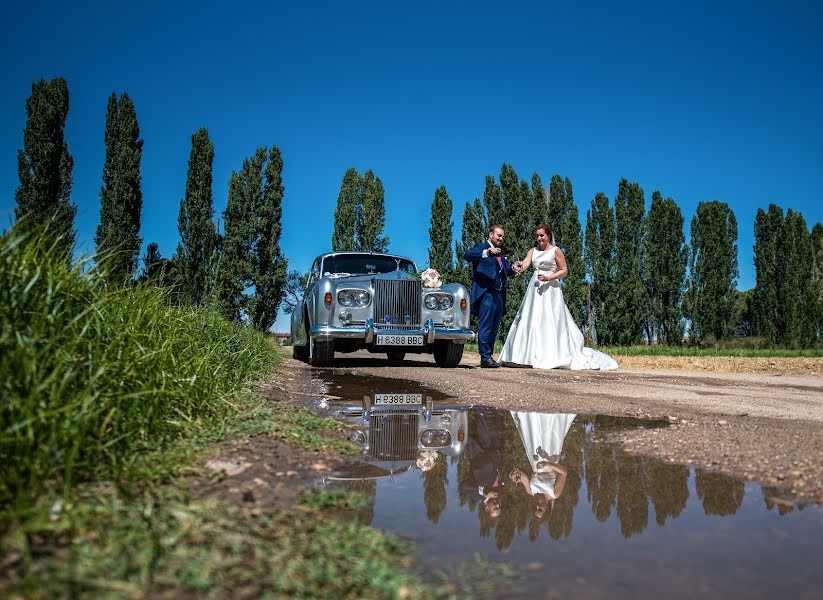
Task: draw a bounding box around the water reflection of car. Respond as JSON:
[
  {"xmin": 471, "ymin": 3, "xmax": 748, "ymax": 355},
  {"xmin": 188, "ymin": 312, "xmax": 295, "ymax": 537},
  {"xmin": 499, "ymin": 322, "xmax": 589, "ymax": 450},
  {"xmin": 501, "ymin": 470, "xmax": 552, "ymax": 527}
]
[
  {"xmin": 290, "ymin": 252, "xmax": 474, "ymax": 368},
  {"xmin": 326, "ymin": 395, "xmax": 471, "ymax": 480}
]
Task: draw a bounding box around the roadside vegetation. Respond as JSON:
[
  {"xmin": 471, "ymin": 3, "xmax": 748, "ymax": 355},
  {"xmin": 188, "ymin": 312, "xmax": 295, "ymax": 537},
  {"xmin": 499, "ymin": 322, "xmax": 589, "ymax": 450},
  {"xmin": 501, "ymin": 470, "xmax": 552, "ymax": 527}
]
[
  {"xmin": 0, "ymin": 227, "xmax": 433, "ymax": 598},
  {"xmin": 465, "ymin": 340, "xmax": 823, "ymax": 358}
]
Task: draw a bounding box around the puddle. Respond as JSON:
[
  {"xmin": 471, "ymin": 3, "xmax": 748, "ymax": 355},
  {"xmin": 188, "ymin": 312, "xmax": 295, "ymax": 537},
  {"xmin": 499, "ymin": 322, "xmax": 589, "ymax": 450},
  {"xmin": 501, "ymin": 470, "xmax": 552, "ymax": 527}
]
[{"xmin": 302, "ymin": 372, "xmax": 823, "ymax": 598}]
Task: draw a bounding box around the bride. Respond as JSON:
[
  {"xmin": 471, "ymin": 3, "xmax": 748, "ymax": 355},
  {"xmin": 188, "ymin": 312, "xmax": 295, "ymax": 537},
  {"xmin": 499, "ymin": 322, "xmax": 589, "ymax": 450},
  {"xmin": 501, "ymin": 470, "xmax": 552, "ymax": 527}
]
[{"xmin": 499, "ymin": 224, "xmax": 618, "ymax": 370}]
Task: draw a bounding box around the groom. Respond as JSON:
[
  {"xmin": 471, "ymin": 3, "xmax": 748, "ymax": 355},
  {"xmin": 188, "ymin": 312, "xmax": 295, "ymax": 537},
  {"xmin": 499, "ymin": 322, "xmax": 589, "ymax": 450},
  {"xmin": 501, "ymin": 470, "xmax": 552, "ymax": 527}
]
[{"xmin": 464, "ymin": 224, "xmax": 520, "ymax": 368}]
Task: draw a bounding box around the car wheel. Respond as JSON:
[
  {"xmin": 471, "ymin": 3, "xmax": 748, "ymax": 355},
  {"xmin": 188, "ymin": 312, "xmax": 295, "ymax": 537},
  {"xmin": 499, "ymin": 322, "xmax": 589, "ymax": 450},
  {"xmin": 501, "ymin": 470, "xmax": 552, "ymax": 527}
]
[
  {"xmin": 433, "ymin": 340, "xmax": 464, "ymax": 368},
  {"xmin": 386, "ymin": 349, "xmax": 406, "ymax": 362},
  {"xmin": 309, "ymin": 337, "xmax": 335, "ymax": 367},
  {"xmin": 293, "ymin": 342, "xmax": 309, "ymax": 362}
]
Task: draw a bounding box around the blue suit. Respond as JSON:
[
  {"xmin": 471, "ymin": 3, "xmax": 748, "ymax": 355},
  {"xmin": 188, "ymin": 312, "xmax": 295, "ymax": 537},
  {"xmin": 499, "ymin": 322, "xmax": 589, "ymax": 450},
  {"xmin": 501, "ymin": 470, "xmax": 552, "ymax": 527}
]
[{"xmin": 463, "ymin": 241, "xmax": 516, "ymax": 362}]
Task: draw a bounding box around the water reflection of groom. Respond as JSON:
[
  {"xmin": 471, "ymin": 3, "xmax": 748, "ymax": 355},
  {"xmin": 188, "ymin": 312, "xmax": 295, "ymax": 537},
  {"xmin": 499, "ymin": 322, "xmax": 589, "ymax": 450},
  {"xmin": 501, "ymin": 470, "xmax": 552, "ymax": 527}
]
[{"xmin": 465, "ymin": 406, "xmax": 508, "ymax": 518}]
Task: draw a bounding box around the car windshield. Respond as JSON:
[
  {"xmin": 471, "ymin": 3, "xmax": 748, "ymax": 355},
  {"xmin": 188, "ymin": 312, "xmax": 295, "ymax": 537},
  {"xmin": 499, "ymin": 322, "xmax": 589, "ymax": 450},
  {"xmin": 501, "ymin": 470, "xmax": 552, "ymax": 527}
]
[{"xmin": 322, "ymin": 254, "xmax": 416, "ymax": 276}]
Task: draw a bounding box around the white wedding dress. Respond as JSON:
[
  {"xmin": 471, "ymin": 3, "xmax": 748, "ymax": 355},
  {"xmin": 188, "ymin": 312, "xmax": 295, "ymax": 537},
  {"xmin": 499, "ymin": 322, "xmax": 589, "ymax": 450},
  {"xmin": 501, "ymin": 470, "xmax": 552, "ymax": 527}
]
[
  {"xmin": 510, "ymin": 412, "xmax": 576, "ymax": 498},
  {"xmin": 498, "ymin": 246, "xmax": 618, "ymax": 370}
]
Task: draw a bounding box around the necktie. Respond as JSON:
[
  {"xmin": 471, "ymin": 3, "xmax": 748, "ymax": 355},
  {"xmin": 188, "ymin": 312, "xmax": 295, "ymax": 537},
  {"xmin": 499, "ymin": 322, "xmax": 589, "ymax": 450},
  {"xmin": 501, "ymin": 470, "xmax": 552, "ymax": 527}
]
[{"xmin": 496, "ymin": 256, "xmax": 502, "ymax": 268}]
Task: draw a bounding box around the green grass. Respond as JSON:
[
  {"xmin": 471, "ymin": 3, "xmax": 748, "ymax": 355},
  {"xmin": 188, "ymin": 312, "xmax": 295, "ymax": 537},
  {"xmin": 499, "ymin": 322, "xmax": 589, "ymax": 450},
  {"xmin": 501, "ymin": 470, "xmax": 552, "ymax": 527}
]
[
  {"xmin": 599, "ymin": 345, "xmax": 823, "ymax": 358},
  {"xmin": 0, "ymin": 225, "xmax": 280, "ymax": 511},
  {"xmin": 298, "ymin": 489, "xmax": 369, "ymax": 510},
  {"xmin": 1, "ymin": 387, "xmax": 423, "ymax": 599},
  {"xmin": 465, "ymin": 341, "xmax": 823, "ymax": 358}
]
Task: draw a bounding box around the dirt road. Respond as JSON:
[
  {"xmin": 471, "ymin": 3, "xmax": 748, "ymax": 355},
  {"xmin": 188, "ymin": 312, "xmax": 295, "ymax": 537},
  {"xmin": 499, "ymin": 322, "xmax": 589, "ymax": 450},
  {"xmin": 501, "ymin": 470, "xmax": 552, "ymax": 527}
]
[{"xmin": 287, "ymin": 349, "xmax": 823, "ymax": 504}]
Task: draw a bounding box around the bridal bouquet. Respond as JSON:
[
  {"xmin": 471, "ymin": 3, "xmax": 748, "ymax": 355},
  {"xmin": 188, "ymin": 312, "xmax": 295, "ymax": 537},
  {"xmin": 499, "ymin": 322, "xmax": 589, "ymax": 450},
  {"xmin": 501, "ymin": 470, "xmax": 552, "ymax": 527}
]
[{"xmin": 420, "ymin": 268, "xmax": 442, "ymax": 289}]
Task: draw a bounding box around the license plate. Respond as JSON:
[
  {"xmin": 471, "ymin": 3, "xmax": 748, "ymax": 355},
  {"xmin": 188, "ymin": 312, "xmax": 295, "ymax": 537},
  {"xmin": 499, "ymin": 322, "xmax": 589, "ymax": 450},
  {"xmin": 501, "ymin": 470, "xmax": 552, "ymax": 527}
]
[
  {"xmin": 376, "ymin": 334, "xmax": 424, "ymax": 346},
  {"xmin": 374, "ymin": 393, "xmax": 423, "ymax": 405}
]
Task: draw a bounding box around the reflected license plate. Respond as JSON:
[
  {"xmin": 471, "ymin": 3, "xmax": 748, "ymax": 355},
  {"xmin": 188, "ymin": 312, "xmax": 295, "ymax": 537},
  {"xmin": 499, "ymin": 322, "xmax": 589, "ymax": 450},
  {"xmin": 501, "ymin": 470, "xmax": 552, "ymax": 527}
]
[
  {"xmin": 376, "ymin": 334, "xmax": 424, "ymax": 346},
  {"xmin": 374, "ymin": 393, "xmax": 423, "ymax": 405}
]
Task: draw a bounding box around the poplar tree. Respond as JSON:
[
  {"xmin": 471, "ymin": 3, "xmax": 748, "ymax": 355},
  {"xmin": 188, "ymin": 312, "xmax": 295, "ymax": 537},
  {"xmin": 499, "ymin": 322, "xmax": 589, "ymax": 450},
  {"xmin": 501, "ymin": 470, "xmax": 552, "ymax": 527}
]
[
  {"xmin": 15, "ymin": 77, "xmax": 76, "ymax": 258},
  {"xmin": 584, "ymin": 193, "xmax": 616, "ymax": 344},
  {"xmin": 499, "ymin": 164, "xmax": 530, "ymax": 342},
  {"xmin": 482, "ymin": 175, "xmax": 504, "ymax": 228},
  {"xmin": 95, "ymin": 93, "xmax": 144, "ymax": 280},
  {"xmin": 547, "ymin": 175, "xmax": 566, "ymax": 241},
  {"xmin": 216, "ymin": 147, "xmax": 287, "ymax": 330},
  {"xmin": 359, "ymin": 170, "xmax": 389, "ymax": 252},
  {"xmin": 331, "ymin": 168, "xmax": 389, "ymax": 252},
  {"xmin": 215, "ymin": 152, "xmax": 262, "ymax": 320},
  {"xmin": 530, "ymin": 174, "xmax": 549, "ymax": 228},
  {"xmin": 176, "ymin": 128, "xmax": 217, "ymax": 307},
  {"xmin": 812, "ymin": 223, "xmax": 823, "ymax": 344},
  {"xmin": 559, "ymin": 178, "xmax": 586, "ymax": 324},
  {"xmin": 249, "ymin": 145, "xmax": 288, "ymax": 332},
  {"xmin": 141, "ymin": 242, "xmax": 163, "ymax": 280},
  {"xmin": 642, "ymin": 192, "xmax": 687, "ymax": 344},
  {"xmin": 613, "ymin": 179, "xmax": 646, "ymax": 344},
  {"xmin": 428, "ymin": 185, "xmax": 454, "ymax": 275},
  {"xmin": 752, "ymin": 204, "xmax": 783, "ymax": 342},
  {"xmin": 782, "ymin": 210, "xmax": 816, "ymax": 347},
  {"xmin": 331, "ymin": 168, "xmax": 359, "ymax": 251},
  {"xmin": 454, "ymin": 198, "xmax": 486, "ymax": 291},
  {"xmin": 686, "ymin": 201, "xmax": 738, "ymax": 342}
]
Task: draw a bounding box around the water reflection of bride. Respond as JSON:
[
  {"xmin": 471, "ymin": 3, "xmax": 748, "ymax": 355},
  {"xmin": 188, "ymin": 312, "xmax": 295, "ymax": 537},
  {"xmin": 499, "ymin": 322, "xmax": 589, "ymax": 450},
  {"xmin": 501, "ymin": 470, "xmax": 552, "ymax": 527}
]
[{"xmin": 508, "ymin": 412, "xmax": 576, "ymax": 518}]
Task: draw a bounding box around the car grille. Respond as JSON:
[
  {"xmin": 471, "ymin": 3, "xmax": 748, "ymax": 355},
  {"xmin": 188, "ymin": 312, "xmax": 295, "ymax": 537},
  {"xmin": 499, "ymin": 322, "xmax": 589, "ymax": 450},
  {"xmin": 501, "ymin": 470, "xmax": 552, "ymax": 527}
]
[
  {"xmin": 372, "ymin": 278, "xmax": 422, "ymax": 327},
  {"xmin": 368, "ymin": 409, "xmax": 418, "ymax": 460},
  {"xmin": 374, "ymin": 324, "xmax": 421, "ymax": 331}
]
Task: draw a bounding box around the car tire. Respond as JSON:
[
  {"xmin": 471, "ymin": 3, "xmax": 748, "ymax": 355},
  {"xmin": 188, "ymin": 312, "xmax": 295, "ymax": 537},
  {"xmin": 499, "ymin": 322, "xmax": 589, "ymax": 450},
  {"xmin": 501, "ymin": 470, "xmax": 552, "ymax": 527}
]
[
  {"xmin": 293, "ymin": 342, "xmax": 309, "ymax": 362},
  {"xmin": 386, "ymin": 349, "xmax": 406, "ymax": 362},
  {"xmin": 433, "ymin": 340, "xmax": 464, "ymax": 368},
  {"xmin": 309, "ymin": 337, "xmax": 335, "ymax": 367}
]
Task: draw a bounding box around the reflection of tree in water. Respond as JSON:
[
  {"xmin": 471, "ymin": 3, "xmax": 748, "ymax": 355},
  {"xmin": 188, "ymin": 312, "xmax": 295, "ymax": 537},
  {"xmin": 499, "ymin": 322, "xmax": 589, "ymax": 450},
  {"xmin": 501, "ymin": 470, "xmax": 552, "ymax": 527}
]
[
  {"xmin": 422, "ymin": 454, "xmax": 448, "ymax": 523},
  {"xmin": 583, "ymin": 416, "xmax": 691, "ymax": 538},
  {"xmin": 645, "ymin": 459, "xmax": 689, "ymax": 525},
  {"xmin": 695, "ymin": 469, "xmax": 745, "ymax": 516},
  {"xmin": 761, "ymin": 487, "xmax": 795, "ymax": 516},
  {"xmin": 455, "ymin": 408, "xmax": 731, "ymax": 548},
  {"xmin": 616, "ymin": 453, "xmax": 649, "ymax": 537},
  {"xmin": 584, "ymin": 419, "xmax": 619, "ymax": 523}
]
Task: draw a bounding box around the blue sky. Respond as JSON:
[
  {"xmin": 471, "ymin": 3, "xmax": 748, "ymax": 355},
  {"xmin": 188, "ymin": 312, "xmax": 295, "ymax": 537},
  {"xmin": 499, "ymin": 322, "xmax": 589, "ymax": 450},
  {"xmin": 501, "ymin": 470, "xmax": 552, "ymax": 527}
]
[{"xmin": 2, "ymin": 1, "xmax": 822, "ymax": 332}]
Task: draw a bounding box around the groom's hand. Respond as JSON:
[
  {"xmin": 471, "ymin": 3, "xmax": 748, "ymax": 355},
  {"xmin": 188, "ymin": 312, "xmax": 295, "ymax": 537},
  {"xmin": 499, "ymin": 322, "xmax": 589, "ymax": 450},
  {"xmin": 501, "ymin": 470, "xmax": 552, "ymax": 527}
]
[{"xmin": 488, "ymin": 246, "xmax": 501, "ymax": 256}]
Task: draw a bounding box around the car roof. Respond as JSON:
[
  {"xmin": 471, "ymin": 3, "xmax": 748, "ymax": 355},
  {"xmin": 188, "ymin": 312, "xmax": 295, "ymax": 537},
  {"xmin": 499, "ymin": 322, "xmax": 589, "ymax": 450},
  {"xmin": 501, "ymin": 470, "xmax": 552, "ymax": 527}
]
[{"xmin": 316, "ymin": 251, "xmax": 417, "ymax": 264}]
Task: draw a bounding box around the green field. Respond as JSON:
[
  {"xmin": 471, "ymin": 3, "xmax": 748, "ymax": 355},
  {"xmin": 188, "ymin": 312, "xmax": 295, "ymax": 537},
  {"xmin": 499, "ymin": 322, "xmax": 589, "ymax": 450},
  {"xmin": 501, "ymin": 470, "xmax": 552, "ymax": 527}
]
[{"xmin": 465, "ymin": 341, "xmax": 823, "ymax": 358}]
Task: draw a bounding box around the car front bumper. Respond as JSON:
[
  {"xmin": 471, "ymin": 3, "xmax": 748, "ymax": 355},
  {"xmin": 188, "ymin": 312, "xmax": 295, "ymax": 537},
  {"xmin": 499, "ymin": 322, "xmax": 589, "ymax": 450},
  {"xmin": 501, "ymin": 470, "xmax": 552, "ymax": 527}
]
[{"xmin": 309, "ymin": 318, "xmax": 474, "ymax": 344}]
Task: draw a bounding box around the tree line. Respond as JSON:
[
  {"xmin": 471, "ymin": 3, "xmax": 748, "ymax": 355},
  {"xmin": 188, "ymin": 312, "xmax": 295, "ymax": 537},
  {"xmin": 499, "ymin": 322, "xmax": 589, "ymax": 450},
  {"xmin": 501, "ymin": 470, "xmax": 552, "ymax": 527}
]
[
  {"xmin": 15, "ymin": 77, "xmax": 821, "ymax": 344},
  {"xmin": 12, "ymin": 77, "xmax": 287, "ymax": 332},
  {"xmin": 426, "ymin": 165, "xmax": 823, "ymax": 347}
]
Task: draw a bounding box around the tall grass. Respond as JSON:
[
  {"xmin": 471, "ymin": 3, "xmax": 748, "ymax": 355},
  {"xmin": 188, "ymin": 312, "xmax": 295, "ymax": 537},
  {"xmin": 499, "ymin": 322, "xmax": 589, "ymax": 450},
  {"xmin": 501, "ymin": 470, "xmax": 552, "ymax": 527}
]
[{"xmin": 0, "ymin": 226, "xmax": 278, "ymax": 510}]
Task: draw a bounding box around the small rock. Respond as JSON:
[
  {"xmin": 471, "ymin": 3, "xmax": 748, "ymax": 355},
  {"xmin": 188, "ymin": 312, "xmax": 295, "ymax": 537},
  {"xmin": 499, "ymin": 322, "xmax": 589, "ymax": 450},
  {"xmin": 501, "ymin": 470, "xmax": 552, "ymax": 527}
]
[
  {"xmin": 717, "ymin": 420, "xmax": 728, "ymax": 426},
  {"xmin": 205, "ymin": 459, "xmax": 251, "ymax": 477},
  {"xmin": 242, "ymin": 490, "xmax": 256, "ymax": 503}
]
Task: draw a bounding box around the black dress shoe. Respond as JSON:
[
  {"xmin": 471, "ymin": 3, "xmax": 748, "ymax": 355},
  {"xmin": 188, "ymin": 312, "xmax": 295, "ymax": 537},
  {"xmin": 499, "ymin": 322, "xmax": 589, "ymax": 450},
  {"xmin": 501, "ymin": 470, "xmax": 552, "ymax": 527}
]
[{"xmin": 480, "ymin": 360, "xmax": 501, "ymax": 368}]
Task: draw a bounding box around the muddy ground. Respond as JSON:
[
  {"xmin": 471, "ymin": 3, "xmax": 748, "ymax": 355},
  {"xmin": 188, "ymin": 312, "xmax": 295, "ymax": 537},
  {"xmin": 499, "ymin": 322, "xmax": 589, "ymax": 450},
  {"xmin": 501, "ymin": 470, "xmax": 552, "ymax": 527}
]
[{"xmin": 248, "ymin": 349, "xmax": 823, "ymax": 508}]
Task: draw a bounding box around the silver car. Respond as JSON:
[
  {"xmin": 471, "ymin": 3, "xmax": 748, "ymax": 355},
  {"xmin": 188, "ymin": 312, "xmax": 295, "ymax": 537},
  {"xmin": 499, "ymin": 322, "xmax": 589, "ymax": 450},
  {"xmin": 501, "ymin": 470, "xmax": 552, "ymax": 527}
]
[{"xmin": 290, "ymin": 252, "xmax": 474, "ymax": 367}]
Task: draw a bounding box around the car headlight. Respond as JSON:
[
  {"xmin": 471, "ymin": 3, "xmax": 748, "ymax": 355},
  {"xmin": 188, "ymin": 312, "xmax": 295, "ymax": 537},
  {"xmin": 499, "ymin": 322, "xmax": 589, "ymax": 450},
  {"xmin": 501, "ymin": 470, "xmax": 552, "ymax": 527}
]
[
  {"xmin": 424, "ymin": 294, "xmax": 439, "ymax": 310},
  {"xmin": 420, "ymin": 429, "xmax": 452, "ymax": 447},
  {"xmin": 438, "ymin": 295, "xmax": 454, "ymax": 310},
  {"xmin": 338, "ymin": 291, "xmax": 354, "ymax": 307},
  {"xmin": 354, "ymin": 290, "xmax": 370, "ymax": 307}
]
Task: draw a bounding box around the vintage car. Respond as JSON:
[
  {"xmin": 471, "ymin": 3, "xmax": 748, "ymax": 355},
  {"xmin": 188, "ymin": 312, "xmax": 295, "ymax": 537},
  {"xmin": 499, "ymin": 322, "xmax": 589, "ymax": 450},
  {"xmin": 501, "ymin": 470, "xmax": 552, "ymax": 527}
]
[
  {"xmin": 327, "ymin": 396, "xmax": 470, "ymax": 480},
  {"xmin": 290, "ymin": 252, "xmax": 474, "ymax": 367}
]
